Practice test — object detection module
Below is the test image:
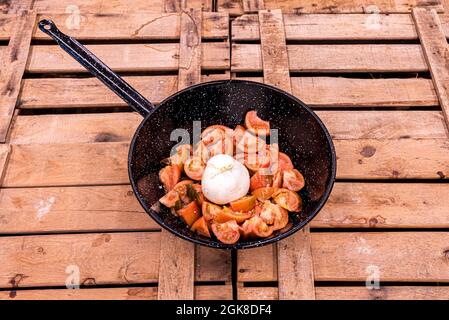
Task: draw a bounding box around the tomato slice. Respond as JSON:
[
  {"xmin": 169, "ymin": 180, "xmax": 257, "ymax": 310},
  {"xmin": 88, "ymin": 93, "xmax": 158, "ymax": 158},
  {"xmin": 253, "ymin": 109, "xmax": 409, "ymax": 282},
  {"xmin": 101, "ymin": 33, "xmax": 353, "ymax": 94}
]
[
  {"xmin": 159, "ymin": 165, "xmax": 181, "ymax": 191},
  {"xmin": 240, "ymin": 216, "xmax": 273, "ymax": 239},
  {"xmin": 211, "ymin": 220, "xmax": 241, "ymax": 244},
  {"xmin": 233, "ymin": 125, "xmax": 246, "ymax": 149},
  {"xmin": 230, "ymin": 195, "xmax": 256, "ymax": 212},
  {"xmin": 184, "ymin": 156, "xmax": 205, "ymax": 181},
  {"xmin": 278, "ymin": 152, "xmax": 294, "ymax": 172},
  {"xmin": 201, "ymin": 125, "xmax": 234, "ymax": 159},
  {"xmin": 191, "ymin": 183, "xmax": 204, "ymax": 205},
  {"xmin": 272, "ymin": 188, "xmax": 302, "ymax": 212},
  {"xmin": 252, "ymin": 187, "xmax": 276, "ymax": 201},
  {"xmin": 191, "ymin": 216, "xmax": 211, "ymax": 238},
  {"xmin": 159, "ymin": 190, "xmax": 180, "ymax": 208},
  {"xmin": 177, "ymin": 201, "xmax": 201, "ymax": 227},
  {"xmin": 245, "ymin": 110, "xmax": 270, "ymax": 136},
  {"xmin": 235, "ymin": 130, "xmax": 266, "ymax": 156},
  {"xmin": 282, "ymin": 169, "xmax": 305, "ymax": 191},
  {"xmin": 173, "ymin": 180, "xmax": 193, "ymax": 204},
  {"xmin": 250, "ymin": 171, "xmax": 273, "ymax": 192},
  {"xmin": 201, "ymin": 201, "xmax": 223, "ymax": 221},
  {"xmin": 214, "ymin": 206, "xmax": 252, "ymax": 224},
  {"xmin": 259, "ymin": 200, "xmax": 289, "ymax": 231},
  {"xmin": 272, "ymin": 170, "xmax": 283, "ymax": 188}
]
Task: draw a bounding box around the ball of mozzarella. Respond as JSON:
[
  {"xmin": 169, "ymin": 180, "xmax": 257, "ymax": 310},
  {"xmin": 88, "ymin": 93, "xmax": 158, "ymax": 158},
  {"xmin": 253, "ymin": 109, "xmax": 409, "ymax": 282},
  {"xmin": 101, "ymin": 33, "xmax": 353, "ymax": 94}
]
[{"xmin": 201, "ymin": 154, "xmax": 250, "ymax": 205}]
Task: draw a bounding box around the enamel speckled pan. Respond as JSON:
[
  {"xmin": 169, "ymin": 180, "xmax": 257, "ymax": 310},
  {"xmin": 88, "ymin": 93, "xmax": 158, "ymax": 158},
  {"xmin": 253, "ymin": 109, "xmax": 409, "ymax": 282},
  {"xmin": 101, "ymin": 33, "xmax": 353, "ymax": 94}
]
[{"xmin": 38, "ymin": 19, "xmax": 336, "ymax": 249}]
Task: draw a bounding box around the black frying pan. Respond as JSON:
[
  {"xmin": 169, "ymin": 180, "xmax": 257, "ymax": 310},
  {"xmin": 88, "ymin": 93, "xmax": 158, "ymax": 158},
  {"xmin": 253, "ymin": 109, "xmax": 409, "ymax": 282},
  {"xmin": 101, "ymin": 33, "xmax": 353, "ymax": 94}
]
[{"xmin": 38, "ymin": 19, "xmax": 336, "ymax": 249}]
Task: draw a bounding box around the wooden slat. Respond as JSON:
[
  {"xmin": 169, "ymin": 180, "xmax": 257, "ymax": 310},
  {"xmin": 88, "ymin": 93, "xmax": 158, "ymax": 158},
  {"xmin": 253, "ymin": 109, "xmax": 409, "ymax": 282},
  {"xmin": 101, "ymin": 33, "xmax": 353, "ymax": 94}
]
[
  {"xmin": 238, "ymin": 286, "xmax": 449, "ymax": 300},
  {"xmin": 158, "ymin": 8, "xmax": 202, "ymax": 300},
  {"xmin": 0, "ymin": 11, "xmax": 35, "ymax": 142},
  {"xmin": 219, "ymin": 0, "xmax": 443, "ymax": 14},
  {"xmin": 0, "ymin": 285, "xmax": 232, "ymax": 300},
  {"xmin": 9, "ymin": 111, "xmax": 448, "ymax": 145},
  {"xmin": 238, "ymin": 232, "xmax": 449, "ymax": 282},
  {"xmin": 2, "ymin": 182, "xmax": 448, "ymax": 235},
  {"xmin": 23, "ymin": 42, "xmax": 228, "ymax": 73},
  {"xmin": 32, "ymin": 0, "xmax": 212, "ymax": 13},
  {"xmin": 257, "ymin": 9, "xmax": 314, "ymax": 300},
  {"xmin": 0, "ymin": 0, "xmax": 33, "ymax": 14},
  {"xmin": 232, "ymin": 44, "xmax": 428, "ymax": 73},
  {"xmin": 413, "ymin": 8, "xmax": 449, "ymax": 131},
  {"xmin": 243, "ymin": 0, "xmax": 265, "ymax": 13},
  {"xmin": 19, "ymin": 76, "xmax": 439, "ymax": 109},
  {"xmin": 18, "ymin": 73, "xmax": 228, "ymax": 109},
  {"xmin": 0, "ymin": 144, "xmax": 10, "ymax": 185},
  {"xmin": 233, "ymin": 13, "xmax": 449, "ymax": 41}
]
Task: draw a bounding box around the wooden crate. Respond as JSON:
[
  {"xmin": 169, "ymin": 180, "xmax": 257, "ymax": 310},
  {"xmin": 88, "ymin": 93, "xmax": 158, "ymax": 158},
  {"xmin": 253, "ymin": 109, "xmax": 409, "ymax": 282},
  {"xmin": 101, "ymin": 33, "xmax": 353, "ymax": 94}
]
[{"xmin": 231, "ymin": 9, "xmax": 449, "ymax": 300}]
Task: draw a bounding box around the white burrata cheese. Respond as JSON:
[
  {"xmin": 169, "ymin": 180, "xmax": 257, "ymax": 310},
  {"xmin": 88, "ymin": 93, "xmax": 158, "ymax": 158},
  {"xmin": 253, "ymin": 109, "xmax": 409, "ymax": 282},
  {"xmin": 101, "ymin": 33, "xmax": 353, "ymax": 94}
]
[{"xmin": 201, "ymin": 154, "xmax": 250, "ymax": 205}]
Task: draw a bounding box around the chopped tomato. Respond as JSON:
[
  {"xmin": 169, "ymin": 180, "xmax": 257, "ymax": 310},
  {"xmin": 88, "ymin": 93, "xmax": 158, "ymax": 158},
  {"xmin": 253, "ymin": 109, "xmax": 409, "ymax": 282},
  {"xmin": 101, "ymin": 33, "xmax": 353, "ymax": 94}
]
[
  {"xmin": 159, "ymin": 165, "xmax": 181, "ymax": 191},
  {"xmin": 201, "ymin": 125, "xmax": 233, "ymax": 159},
  {"xmin": 272, "ymin": 188, "xmax": 302, "ymax": 212},
  {"xmin": 184, "ymin": 156, "xmax": 205, "ymax": 181},
  {"xmin": 230, "ymin": 195, "xmax": 256, "ymax": 212},
  {"xmin": 202, "ymin": 125, "xmax": 232, "ymax": 145},
  {"xmin": 245, "ymin": 110, "xmax": 270, "ymax": 136},
  {"xmin": 235, "ymin": 130, "xmax": 266, "ymax": 156},
  {"xmin": 250, "ymin": 171, "xmax": 272, "ymax": 192},
  {"xmin": 191, "ymin": 183, "xmax": 204, "ymax": 205},
  {"xmin": 233, "ymin": 125, "xmax": 246, "ymax": 148},
  {"xmin": 191, "ymin": 216, "xmax": 211, "ymax": 237},
  {"xmin": 177, "ymin": 201, "xmax": 201, "ymax": 227},
  {"xmin": 259, "ymin": 200, "xmax": 289, "ymax": 231},
  {"xmin": 215, "ymin": 206, "xmax": 252, "ymax": 224},
  {"xmin": 278, "ymin": 152, "xmax": 294, "ymax": 172},
  {"xmin": 240, "ymin": 216, "xmax": 273, "ymax": 239},
  {"xmin": 252, "ymin": 187, "xmax": 276, "ymax": 201},
  {"xmin": 282, "ymin": 169, "xmax": 305, "ymax": 191},
  {"xmin": 272, "ymin": 170, "xmax": 283, "ymax": 188},
  {"xmin": 159, "ymin": 190, "xmax": 180, "ymax": 208},
  {"xmin": 202, "ymin": 201, "xmax": 223, "ymax": 221},
  {"xmin": 211, "ymin": 220, "xmax": 241, "ymax": 244},
  {"xmin": 173, "ymin": 180, "xmax": 193, "ymax": 204},
  {"xmin": 162, "ymin": 144, "xmax": 192, "ymax": 170}
]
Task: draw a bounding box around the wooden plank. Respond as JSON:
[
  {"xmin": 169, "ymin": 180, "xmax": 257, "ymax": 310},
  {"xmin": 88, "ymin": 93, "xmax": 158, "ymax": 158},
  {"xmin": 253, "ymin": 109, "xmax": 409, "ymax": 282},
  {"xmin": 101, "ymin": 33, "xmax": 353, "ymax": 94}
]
[
  {"xmin": 0, "ymin": 11, "xmax": 35, "ymax": 142},
  {"xmin": 24, "ymin": 42, "xmax": 229, "ymax": 73},
  {"xmin": 32, "ymin": 0, "xmax": 212, "ymax": 13},
  {"xmin": 9, "ymin": 110, "xmax": 448, "ymax": 145},
  {"xmin": 238, "ymin": 286, "xmax": 449, "ymax": 300},
  {"xmin": 32, "ymin": 12, "xmax": 227, "ymax": 40},
  {"xmin": 219, "ymin": 0, "xmax": 444, "ymax": 14},
  {"xmin": 2, "ymin": 183, "xmax": 448, "ymax": 234},
  {"xmin": 19, "ymin": 76, "xmax": 179, "ymax": 109},
  {"xmin": 0, "ymin": 232, "xmax": 161, "ymax": 288},
  {"xmin": 20, "ymin": 76, "xmax": 439, "ymax": 109},
  {"xmin": 232, "ymin": 44, "xmax": 428, "ymax": 73},
  {"xmin": 413, "ymin": 9, "xmax": 449, "ymax": 131},
  {"xmin": 0, "ymin": 144, "xmax": 10, "ymax": 185},
  {"xmin": 335, "ymin": 138, "xmax": 449, "ymax": 179},
  {"xmin": 218, "ymin": 0, "xmax": 244, "ymax": 16},
  {"xmin": 258, "ymin": 9, "xmax": 291, "ymax": 91},
  {"xmin": 0, "ymin": 0, "xmax": 33, "ymax": 14},
  {"xmin": 0, "ymin": 285, "xmax": 232, "ymax": 300},
  {"xmin": 164, "ymin": 0, "xmax": 213, "ymax": 12},
  {"xmin": 243, "ymin": 0, "xmax": 265, "ymax": 13},
  {"xmin": 238, "ymin": 232, "xmax": 449, "ymax": 282}
]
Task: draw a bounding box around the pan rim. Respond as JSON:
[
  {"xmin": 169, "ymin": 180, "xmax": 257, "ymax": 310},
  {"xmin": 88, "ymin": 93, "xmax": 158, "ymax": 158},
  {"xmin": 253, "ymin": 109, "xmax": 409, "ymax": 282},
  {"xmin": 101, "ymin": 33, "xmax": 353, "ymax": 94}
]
[{"xmin": 128, "ymin": 79, "xmax": 337, "ymax": 250}]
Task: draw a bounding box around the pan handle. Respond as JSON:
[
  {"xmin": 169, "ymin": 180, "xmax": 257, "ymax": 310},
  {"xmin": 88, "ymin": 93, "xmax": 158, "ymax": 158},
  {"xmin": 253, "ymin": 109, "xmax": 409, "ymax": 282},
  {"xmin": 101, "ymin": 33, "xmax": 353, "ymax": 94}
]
[{"xmin": 38, "ymin": 19, "xmax": 153, "ymax": 117}]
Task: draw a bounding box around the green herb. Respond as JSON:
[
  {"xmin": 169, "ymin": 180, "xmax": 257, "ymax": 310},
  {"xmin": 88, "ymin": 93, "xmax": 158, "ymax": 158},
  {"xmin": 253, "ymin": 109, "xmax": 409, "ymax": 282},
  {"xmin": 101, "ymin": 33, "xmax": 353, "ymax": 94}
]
[{"xmin": 186, "ymin": 184, "xmax": 201, "ymax": 203}]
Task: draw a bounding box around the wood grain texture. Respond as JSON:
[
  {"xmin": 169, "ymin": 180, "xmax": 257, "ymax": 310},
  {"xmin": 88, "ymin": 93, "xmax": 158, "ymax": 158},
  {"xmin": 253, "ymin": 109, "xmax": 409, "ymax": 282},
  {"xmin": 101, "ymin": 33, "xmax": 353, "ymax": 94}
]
[
  {"xmin": 0, "ymin": 0, "xmax": 33, "ymax": 14},
  {"xmin": 19, "ymin": 76, "xmax": 438, "ymax": 109},
  {"xmin": 232, "ymin": 44, "xmax": 428, "ymax": 73},
  {"xmin": 0, "ymin": 285, "xmax": 232, "ymax": 300},
  {"xmin": 32, "ymin": 0, "xmax": 212, "ymax": 13},
  {"xmin": 0, "ymin": 11, "xmax": 35, "ymax": 142},
  {"xmin": 258, "ymin": 9, "xmax": 291, "ymax": 92},
  {"xmin": 9, "ymin": 111, "xmax": 448, "ymax": 146},
  {"xmin": 219, "ymin": 0, "xmax": 443, "ymax": 14},
  {"xmin": 238, "ymin": 286, "xmax": 449, "ymax": 300},
  {"xmin": 0, "ymin": 143, "xmax": 10, "ymax": 185},
  {"xmin": 413, "ymin": 8, "xmax": 449, "ymax": 131},
  {"xmin": 243, "ymin": 0, "xmax": 265, "ymax": 12},
  {"xmin": 24, "ymin": 42, "xmax": 229, "ymax": 73},
  {"xmin": 238, "ymin": 232, "xmax": 449, "ymax": 282}
]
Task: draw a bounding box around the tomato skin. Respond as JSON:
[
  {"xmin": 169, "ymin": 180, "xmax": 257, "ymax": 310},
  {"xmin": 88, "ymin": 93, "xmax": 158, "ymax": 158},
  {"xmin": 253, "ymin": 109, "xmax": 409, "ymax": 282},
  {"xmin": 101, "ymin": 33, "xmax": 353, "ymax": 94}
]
[
  {"xmin": 184, "ymin": 156, "xmax": 205, "ymax": 181},
  {"xmin": 162, "ymin": 144, "xmax": 192, "ymax": 170},
  {"xmin": 272, "ymin": 170, "xmax": 283, "ymax": 188},
  {"xmin": 233, "ymin": 125, "xmax": 246, "ymax": 149},
  {"xmin": 159, "ymin": 165, "xmax": 181, "ymax": 191},
  {"xmin": 250, "ymin": 171, "xmax": 273, "ymax": 192},
  {"xmin": 245, "ymin": 110, "xmax": 270, "ymax": 136},
  {"xmin": 278, "ymin": 152, "xmax": 294, "ymax": 172},
  {"xmin": 201, "ymin": 201, "xmax": 223, "ymax": 221},
  {"xmin": 177, "ymin": 201, "xmax": 201, "ymax": 227},
  {"xmin": 282, "ymin": 169, "xmax": 305, "ymax": 191},
  {"xmin": 252, "ymin": 187, "xmax": 276, "ymax": 201},
  {"xmin": 214, "ymin": 206, "xmax": 252, "ymax": 224},
  {"xmin": 259, "ymin": 200, "xmax": 289, "ymax": 231},
  {"xmin": 159, "ymin": 190, "xmax": 180, "ymax": 208},
  {"xmin": 201, "ymin": 125, "xmax": 233, "ymax": 160},
  {"xmin": 173, "ymin": 180, "xmax": 193, "ymax": 204},
  {"xmin": 230, "ymin": 195, "xmax": 256, "ymax": 212},
  {"xmin": 272, "ymin": 188, "xmax": 302, "ymax": 212},
  {"xmin": 240, "ymin": 216, "xmax": 273, "ymax": 239},
  {"xmin": 191, "ymin": 184, "xmax": 204, "ymax": 205},
  {"xmin": 191, "ymin": 216, "xmax": 211, "ymax": 237},
  {"xmin": 211, "ymin": 220, "xmax": 241, "ymax": 244}
]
